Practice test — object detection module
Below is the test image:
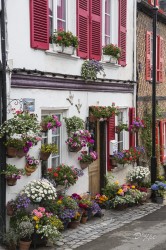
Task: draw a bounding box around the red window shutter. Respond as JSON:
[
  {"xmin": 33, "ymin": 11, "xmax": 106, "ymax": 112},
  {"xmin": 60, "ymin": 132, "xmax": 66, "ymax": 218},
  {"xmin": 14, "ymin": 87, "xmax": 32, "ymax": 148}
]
[
  {"xmin": 107, "ymin": 115, "xmax": 115, "ymax": 171},
  {"xmin": 118, "ymin": 0, "xmax": 127, "ymax": 66},
  {"xmin": 159, "ymin": 120, "xmax": 164, "ymax": 163},
  {"xmin": 89, "ymin": 0, "xmax": 102, "ymax": 60},
  {"xmin": 30, "ymin": 0, "xmax": 49, "ymax": 50},
  {"xmin": 146, "ymin": 31, "xmax": 151, "ymax": 81},
  {"xmin": 77, "ymin": 0, "xmax": 89, "ymax": 59},
  {"xmin": 129, "ymin": 107, "xmax": 135, "ymax": 148},
  {"xmin": 159, "ymin": 36, "xmax": 164, "ymax": 83},
  {"xmin": 148, "ymin": 0, "xmax": 159, "ymax": 8}
]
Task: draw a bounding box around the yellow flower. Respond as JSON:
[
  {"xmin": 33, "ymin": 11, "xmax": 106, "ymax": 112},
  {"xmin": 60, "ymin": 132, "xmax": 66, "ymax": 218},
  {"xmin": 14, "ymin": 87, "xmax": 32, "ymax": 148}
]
[
  {"xmin": 117, "ymin": 189, "xmax": 123, "ymax": 195},
  {"xmin": 131, "ymin": 185, "xmax": 135, "ymax": 189},
  {"xmin": 57, "ymin": 200, "xmax": 62, "ymax": 204},
  {"xmin": 35, "ymin": 224, "xmax": 39, "ymax": 229},
  {"xmin": 114, "ymin": 181, "xmax": 119, "ymax": 185},
  {"xmin": 33, "ymin": 216, "xmax": 39, "ymax": 221}
]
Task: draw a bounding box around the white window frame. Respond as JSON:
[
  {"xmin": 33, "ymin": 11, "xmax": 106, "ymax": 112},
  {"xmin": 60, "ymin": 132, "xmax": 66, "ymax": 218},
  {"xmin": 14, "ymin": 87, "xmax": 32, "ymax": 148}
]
[
  {"xmin": 115, "ymin": 108, "xmax": 128, "ymax": 151},
  {"xmin": 49, "ymin": 0, "xmax": 68, "ymax": 37},
  {"xmin": 102, "ymin": 0, "xmax": 119, "ymax": 46}
]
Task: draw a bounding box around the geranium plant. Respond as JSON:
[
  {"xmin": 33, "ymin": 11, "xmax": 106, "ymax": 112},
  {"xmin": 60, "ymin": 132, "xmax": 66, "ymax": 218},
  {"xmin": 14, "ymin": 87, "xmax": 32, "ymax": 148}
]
[
  {"xmin": 78, "ymin": 151, "xmax": 98, "ymax": 163},
  {"xmin": 52, "ymin": 29, "xmax": 79, "ymax": 48},
  {"xmin": 41, "ymin": 115, "xmax": 61, "ymax": 131},
  {"xmin": 64, "ymin": 116, "xmax": 84, "ymax": 136},
  {"xmin": 102, "ymin": 43, "xmax": 121, "ymax": 59},
  {"xmin": 81, "ymin": 59, "xmax": 105, "ymax": 80},
  {"xmin": 89, "ymin": 103, "xmax": 119, "ymax": 121},
  {"xmin": 0, "ymin": 111, "xmax": 40, "ymax": 138}
]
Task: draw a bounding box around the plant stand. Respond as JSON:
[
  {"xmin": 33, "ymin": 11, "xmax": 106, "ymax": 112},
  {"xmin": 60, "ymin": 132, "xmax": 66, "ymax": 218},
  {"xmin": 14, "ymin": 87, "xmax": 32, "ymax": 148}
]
[
  {"xmin": 40, "ymin": 152, "xmax": 51, "ymax": 161},
  {"xmin": 6, "ymin": 178, "xmax": 17, "ymax": 186}
]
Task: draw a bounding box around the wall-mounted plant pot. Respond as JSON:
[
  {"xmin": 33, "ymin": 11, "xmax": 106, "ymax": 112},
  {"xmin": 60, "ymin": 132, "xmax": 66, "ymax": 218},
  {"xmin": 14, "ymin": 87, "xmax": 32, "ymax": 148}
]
[
  {"xmin": 40, "ymin": 152, "xmax": 51, "ymax": 161},
  {"xmin": 6, "ymin": 202, "xmax": 15, "ymax": 216},
  {"xmin": 110, "ymin": 56, "xmax": 117, "ymax": 64},
  {"xmin": 41, "ymin": 123, "xmax": 48, "ymax": 132},
  {"xmin": 102, "ymin": 54, "xmax": 111, "ymax": 62},
  {"xmin": 68, "ymin": 145, "xmax": 82, "ymax": 152},
  {"xmin": 89, "ymin": 115, "xmax": 97, "ymax": 123},
  {"xmin": 63, "ymin": 46, "xmax": 75, "ymax": 55},
  {"xmin": 17, "ymin": 149, "xmax": 27, "ymax": 158},
  {"xmin": 80, "ymin": 162, "xmax": 91, "ymax": 170},
  {"xmin": 6, "ymin": 178, "xmax": 17, "ymax": 186},
  {"xmin": 6, "ymin": 147, "xmax": 17, "ymax": 158},
  {"xmin": 25, "ymin": 165, "xmax": 37, "ymax": 176}
]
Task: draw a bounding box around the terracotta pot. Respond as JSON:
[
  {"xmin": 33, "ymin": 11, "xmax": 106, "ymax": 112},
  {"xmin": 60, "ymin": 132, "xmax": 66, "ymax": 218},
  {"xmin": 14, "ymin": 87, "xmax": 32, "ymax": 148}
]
[
  {"xmin": 19, "ymin": 240, "xmax": 32, "ymax": 250},
  {"xmin": 6, "ymin": 178, "xmax": 17, "ymax": 186},
  {"xmin": 80, "ymin": 162, "xmax": 91, "ymax": 170},
  {"xmin": 40, "ymin": 152, "xmax": 51, "ymax": 160},
  {"xmin": 6, "ymin": 147, "xmax": 17, "ymax": 158},
  {"xmin": 68, "ymin": 145, "xmax": 82, "ymax": 152},
  {"xmin": 25, "ymin": 165, "xmax": 37, "ymax": 176},
  {"xmin": 68, "ymin": 220, "xmax": 80, "ymax": 229},
  {"xmin": 41, "ymin": 123, "xmax": 48, "ymax": 132},
  {"xmin": 17, "ymin": 149, "xmax": 27, "ymax": 158},
  {"xmin": 6, "ymin": 202, "xmax": 14, "ymax": 216},
  {"xmin": 81, "ymin": 216, "xmax": 88, "ymax": 224}
]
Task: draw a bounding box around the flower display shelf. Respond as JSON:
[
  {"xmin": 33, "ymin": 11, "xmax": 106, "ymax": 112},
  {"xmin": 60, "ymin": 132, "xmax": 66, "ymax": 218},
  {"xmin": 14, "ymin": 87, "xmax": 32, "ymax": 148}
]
[
  {"xmin": 68, "ymin": 220, "xmax": 80, "ymax": 229},
  {"xmin": 17, "ymin": 149, "xmax": 27, "ymax": 158},
  {"xmin": 25, "ymin": 165, "xmax": 37, "ymax": 176},
  {"xmin": 80, "ymin": 162, "xmax": 91, "ymax": 170},
  {"xmin": 19, "ymin": 240, "xmax": 32, "ymax": 250},
  {"xmin": 6, "ymin": 178, "xmax": 17, "ymax": 186},
  {"xmin": 40, "ymin": 152, "xmax": 51, "ymax": 161},
  {"xmin": 68, "ymin": 145, "xmax": 82, "ymax": 153},
  {"xmin": 6, "ymin": 146, "xmax": 17, "ymax": 158}
]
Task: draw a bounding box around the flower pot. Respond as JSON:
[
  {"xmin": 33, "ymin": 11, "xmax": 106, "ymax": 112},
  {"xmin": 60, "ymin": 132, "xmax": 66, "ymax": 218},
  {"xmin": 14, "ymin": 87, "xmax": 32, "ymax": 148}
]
[
  {"xmin": 31, "ymin": 233, "xmax": 47, "ymax": 248},
  {"xmin": 81, "ymin": 216, "xmax": 88, "ymax": 224},
  {"xmin": 80, "ymin": 162, "xmax": 91, "ymax": 170},
  {"xmin": 6, "ymin": 178, "xmax": 17, "ymax": 186},
  {"xmin": 68, "ymin": 220, "xmax": 80, "ymax": 229},
  {"xmin": 102, "ymin": 54, "xmax": 111, "ymax": 62},
  {"xmin": 6, "ymin": 146, "xmax": 17, "ymax": 158},
  {"xmin": 41, "ymin": 123, "xmax": 48, "ymax": 132},
  {"xmin": 19, "ymin": 240, "xmax": 32, "ymax": 250},
  {"xmin": 17, "ymin": 149, "xmax": 27, "ymax": 158},
  {"xmin": 6, "ymin": 202, "xmax": 14, "ymax": 216},
  {"xmin": 7, "ymin": 245, "xmax": 16, "ymax": 250},
  {"xmin": 156, "ymin": 196, "xmax": 163, "ymax": 204},
  {"xmin": 146, "ymin": 188, "xmax": 152, "ymax": 200},
  {"xmin": 110, "ymin": 56, "xmax": 117, "ymax": 64},
  {"xmin": 53, "ymin": 44, "xmax": 63, "ymax": 52},
  {"xmin": 40, "ymin": 152, "xmax": 51, "ymax": 161},
  {"xmin": 68, "ymin": 145, "xmax": 82, "ymax": 152},
  {"xmin": 62, "ymin": 46, "xmax": 74, "ymax": 55},
  {"xmin": 25, "ymin": 164, "xmax": 37, "ymax": 176}
]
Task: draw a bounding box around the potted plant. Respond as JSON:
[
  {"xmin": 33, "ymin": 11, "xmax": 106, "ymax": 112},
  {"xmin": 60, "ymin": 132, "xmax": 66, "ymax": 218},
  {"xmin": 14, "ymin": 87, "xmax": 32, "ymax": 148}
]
[
  {"xmin": 52, "ymin": 28, "xmax": 79, "ymax": 54},
  {"xmin": 128, "ymin": 117, "xmax": 145, "ymax": 133},
  {"xmin": 81, "ymin": 59, "xmax": 105, "ymax": 81},
  {"xmin": 0, "ymin": 110, "xmax": 40, "ymax": 138},
  {"xmin": 64, "ymin": 116, "xmax": 84, "ymax": 136},
  {"xmin": 89, "ymin": 103, "xmax": 119, "ymax": 122},
  {"xmin": 2, "ymin": 229, "xmax": 19, "ymax": 250},
  {"xmin": 18, "ymin": 220, "xmax": 34, "ymax": 250},
  {"xmin": 6, "ymin": 199, "xmax": 16, "ymax": 216},
  {"xmin": 102, "ymin": 43, "xmax": 121, "ymax": 63},
  {"xmin": 0, "ymin": 164, "xmax": 25, "ymax": 186},
  {"xmin": 78, "ymin": 150, "xmax": 98, "ymax": 169},
  {"xmin": 66, "ymin": 129, "xmax": 94, "ymax": 152},
  {"xmin": 115, "ymin": 123, "xmax": 128, "ymax": 133},
  {"xmin": 41, "ymin": 115, "xmax": 61, "ymax": 132},
  {"xmin": 151, "ymin": 181, "xmax": 166, "ymax": 204},
  {"xmin": 40, "ymin": 143, "xmax": 58, "ymax": 160},
  {"xmin": 126, "ymin": 166, "xmax": 150, "ymax": 186},
  {"xmin": 25, "ymin": 155, "xmax": 40, "ymax": 176}
]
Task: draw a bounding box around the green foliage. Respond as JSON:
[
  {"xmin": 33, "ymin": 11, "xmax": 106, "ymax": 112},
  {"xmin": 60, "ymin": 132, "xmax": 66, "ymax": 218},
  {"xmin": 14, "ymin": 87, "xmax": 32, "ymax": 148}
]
[
  {"xmin": 115, "ymin": 123, "xmax": 128, "ymax": 133},
  {"xmin": 41, "ymin": 143, "xmax": 58, "ymax": 154},
  {"xmin": 64, "ymin": 116, "xmax": 84, "ymax": 135},
  {"xmin": 89, "ymin": 105, "xmax": 119, "ymax": 119},
  {"xmin": 0, "ymin": 164, "xmax": 25, "ymax": 178},
  {"xmin": 4, "ymin": 138, "xmax": 27, "ymax": 150},
  {"xmin": 2, "ymin": 229, "xmax": 18, "ymax": 246},
  {"xmin": 102, "ymin": 43, "xmax": 121, "ymax": 59},
  {"xmin": 81, "ymin": 60, "xmax": 105, "ymax": 81},
  {"xmin": 52, "ymin": 29, "xmax": 79, "ymax": 48}
]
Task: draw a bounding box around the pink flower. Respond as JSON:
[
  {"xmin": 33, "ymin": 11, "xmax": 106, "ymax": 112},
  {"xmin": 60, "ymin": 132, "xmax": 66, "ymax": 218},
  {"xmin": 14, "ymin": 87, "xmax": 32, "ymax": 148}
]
[
  {"xmin": 47, "ymin": 122, "xmax": 52, "ymax": 129},
  {"xmin": 38, "ymin": 207, "xmax": 45, "ymax": 213}
]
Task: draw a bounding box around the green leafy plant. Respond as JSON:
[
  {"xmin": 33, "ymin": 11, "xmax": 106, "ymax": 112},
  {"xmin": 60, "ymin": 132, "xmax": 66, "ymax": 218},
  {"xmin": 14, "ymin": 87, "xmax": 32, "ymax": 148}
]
[
  {"xmin": 78, "ymin": 151, "xmax": 98, "ymax": 163},
  {"xmin": 115, "ymin": 123, "xmax": 128, "ymax": 133},
  {"xmin": 41, "ymin": 115, "xmax": 61, "ymax": 131},
  {"xmin": 0, "ymin": 164, "xmax": 25, "ymax": 179},
  {"xmin": 89, "ymin": 104, "xmax": 119, "ymax": 120},
  {"xmin": 102, "ymin": 43, "xmax": 121, "ymax": 59},
  {"xmin": 2, "ymin": 229, "xmax": 19, "ymax": 248},
  {"xmin": 52, "ymin": 29, "xmax": 79, "ymax": 48},
  {"xmin": 18, "ymin": 220, "xmax": 34, "ymax": 241},
  {"xmin": 41, "ymin": 143, "xmax": 58, "ymax": 154},
  {"xmin": 64, "ymin": 116, "xmax": 84, "ymax": 135},
  {"xmin": 81, "ymin": 60, "xmax": 105, "ymax": 80}
]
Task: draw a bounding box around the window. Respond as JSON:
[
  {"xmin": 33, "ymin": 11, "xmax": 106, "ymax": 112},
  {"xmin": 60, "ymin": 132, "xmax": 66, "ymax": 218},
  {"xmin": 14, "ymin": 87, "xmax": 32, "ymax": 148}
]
[
  {"xmin": 146, "ymin": 31, "xmax": 164, "ymax": 82},
  {"xmin": 116, "ymin": 109, "xmax": 128, "ymax": 151},
  {"xmin": 49, "ymin": 0, "xmax": 67, "ymax": 37},
  {"xmin": 41, "ymin": 112, "xmax": 62, "ymax": 176},
  {"xmin": 160, "ymin": 120, "xmax": 166, "ymax": 163},
  {"xmin": 105, "ymin": 0, "xmax": 111, "ymax": 45}
]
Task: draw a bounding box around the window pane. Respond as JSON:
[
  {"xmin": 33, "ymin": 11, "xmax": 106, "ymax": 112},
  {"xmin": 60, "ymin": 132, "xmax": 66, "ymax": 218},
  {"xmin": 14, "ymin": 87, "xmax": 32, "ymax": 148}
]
[
  {"xmin": 105, "ymin": 0, "xmax": 110, "ymax": 14},
  {"xmin": 105, "ymin": 14, "xmax": 110, "ymax": 36},
  {"xmin": 49, "ymin": 0, "xmax": 53, "ymax": 14},
  {"xmin": 57, "ymin": 20, "xmax": 66, "ymax": 30},
  {"xmin": 57, "ymin": 0, "xmax": 66, "ymax": 20},
  {"xmin": 52, "ymin": 157, "xmax": 60, "ymax": 167},
  {"xmin": 105, "ymin": 36, "xmax": 110, "ymax": 45}
]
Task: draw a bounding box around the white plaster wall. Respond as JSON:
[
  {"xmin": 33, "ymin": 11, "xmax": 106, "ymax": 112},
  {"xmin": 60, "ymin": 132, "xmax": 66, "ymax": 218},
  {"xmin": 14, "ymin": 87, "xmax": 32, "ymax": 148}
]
[
  {"xmin": 6, "ymin": 0, "xmax": 136, "ymax": 81},
  {"xmin": 6, "ymin": 87, "xmax": 133, "ymax": 202}
]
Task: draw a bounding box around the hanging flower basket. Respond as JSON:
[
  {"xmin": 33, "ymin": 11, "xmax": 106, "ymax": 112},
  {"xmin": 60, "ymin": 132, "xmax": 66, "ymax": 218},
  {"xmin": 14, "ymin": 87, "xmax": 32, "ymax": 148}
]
[
  {"xmin": 89, "ymin": 115, "xmax": 97, "ymax": 123},
  {"xmin": 6, "ymin": 178, "xmax": 17, "ymax": 186},
  {"xmin": 80, "ymin": 162, "xmax": 91, "ymax": 170},
  {"xmin": 25, "ymin": 165, "xmax": 37, "ymax": 176},
  {"xmin": 68, "ymin": 145, "xmax": 82, "ymax": 152},
  {"xmin": 40, "ymin": 152, "xmax": 51, "ymax": 161},
  {"xmin": 40, "ymin": 123, "xmax": 48, "ymax": 132},
  {"xmin": 6, "ymin": 146, "xmax": 17, "ymax": 158},
  {"xmin": 17, "ymin": 149, "xmax": 27, "ymax": 158}
]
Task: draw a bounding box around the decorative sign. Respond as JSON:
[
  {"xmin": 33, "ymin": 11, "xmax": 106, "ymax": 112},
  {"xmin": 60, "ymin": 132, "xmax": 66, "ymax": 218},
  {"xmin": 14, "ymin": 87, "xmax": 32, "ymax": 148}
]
[{"xmin": 23, "ymin": 98, "xmax": 35, "ymax": 112}]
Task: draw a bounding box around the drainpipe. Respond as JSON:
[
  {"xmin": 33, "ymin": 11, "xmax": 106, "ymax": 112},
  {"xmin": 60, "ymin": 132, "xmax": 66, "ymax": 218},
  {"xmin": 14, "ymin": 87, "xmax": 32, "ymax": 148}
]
[
  {"xmin": 0, "ymin": 0, "xmax": 7, "ymax": 234},
  {"xmin": 133, "ymin": 0, "xmax": 137, "ymax": 109}
]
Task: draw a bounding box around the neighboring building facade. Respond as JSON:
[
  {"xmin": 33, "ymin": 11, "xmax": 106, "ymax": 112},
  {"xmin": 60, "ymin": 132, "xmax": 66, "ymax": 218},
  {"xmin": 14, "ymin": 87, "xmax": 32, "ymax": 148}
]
[
  {"xmin": 137, "ymin": 0, "xmax": 166, "ymax": 168},
  {"xmin": 0, "ymin": 0, "xmax": 137, "ymax": 223}
]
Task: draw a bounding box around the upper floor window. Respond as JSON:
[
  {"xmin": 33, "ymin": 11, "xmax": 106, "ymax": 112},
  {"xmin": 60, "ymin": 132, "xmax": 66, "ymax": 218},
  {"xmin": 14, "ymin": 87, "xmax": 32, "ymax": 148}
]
[
  {"xmin": 105, "ymin": 0, "xmax": 111, "ymax": 45},
  {"xmin": 116, "ymin": 109, "xmax": 128, "ymax": 151}
]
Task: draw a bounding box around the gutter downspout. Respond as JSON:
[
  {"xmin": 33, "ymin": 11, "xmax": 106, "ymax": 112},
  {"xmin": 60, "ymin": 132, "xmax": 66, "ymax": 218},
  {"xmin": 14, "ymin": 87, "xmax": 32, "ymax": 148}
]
[
  {"xmin": 0, "ymin": 0, "xmax": 7, "ymax": 234},
  {"xmin": 133, "ymin": 0, "xmax": 137, "ymax": 109}
]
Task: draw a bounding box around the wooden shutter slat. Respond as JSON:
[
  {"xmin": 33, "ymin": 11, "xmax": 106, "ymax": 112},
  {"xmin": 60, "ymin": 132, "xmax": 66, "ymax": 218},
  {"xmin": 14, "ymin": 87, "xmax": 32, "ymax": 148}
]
[
  {"xmin": 77, "ymin": 0, "xmax": 89, "ymax": 59},
  {"xmin": 129, "ymin": 107, "xmax": 135, "ymax": 148},
  {"xmin": 107, "ymin": 115, "xmax": 115, "ymax": 171},
  {"xmin": 89, "ymin": 0, "xmax": 102, "ymax": 60},
  {"xmin": 146, "ymin": 31, "xmax": 151, "ymax": 81},
  {"xmin": 30, "ymin": 0, "xmax": 49, "ymax": 50},
  {"xmin": 118, "ymin": 0, "xmax": 127, "ymax": 66}
]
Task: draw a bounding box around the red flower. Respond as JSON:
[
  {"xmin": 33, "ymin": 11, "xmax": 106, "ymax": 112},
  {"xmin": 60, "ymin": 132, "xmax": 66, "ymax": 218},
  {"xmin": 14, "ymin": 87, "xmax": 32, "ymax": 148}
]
[
  {"xmin": 57, "ymin": 36, "xmax": 62, "ymax": 41},
  {"xmin": 53, "ymin": 172, "xmax": 58, "ymax": 177}
]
